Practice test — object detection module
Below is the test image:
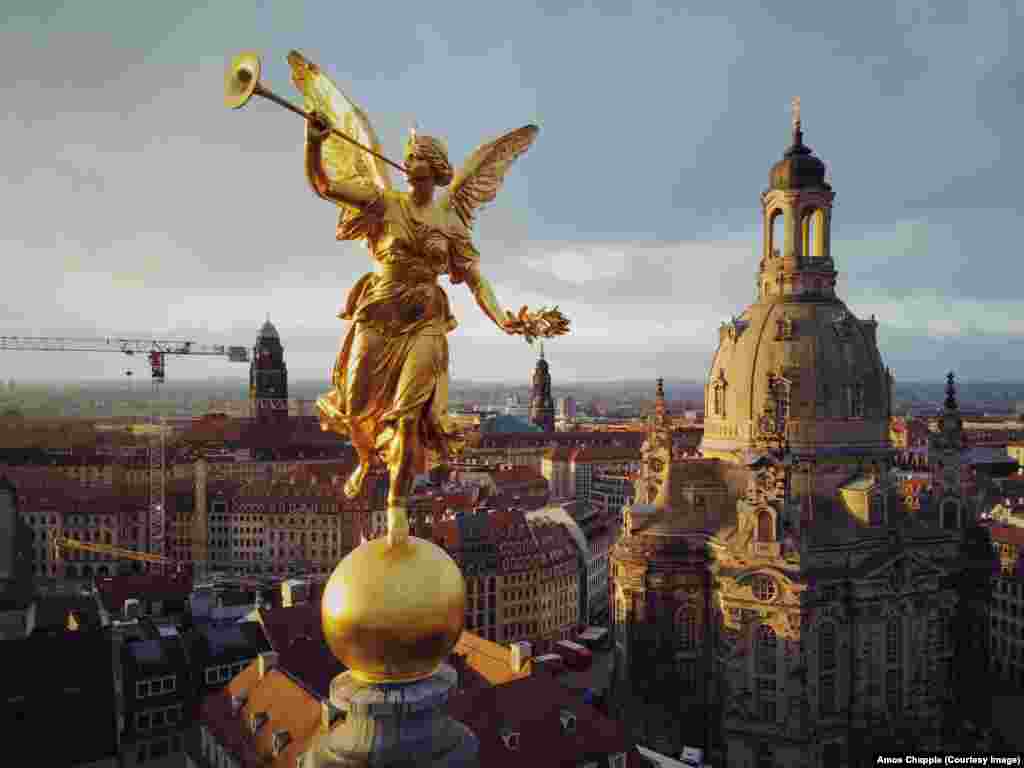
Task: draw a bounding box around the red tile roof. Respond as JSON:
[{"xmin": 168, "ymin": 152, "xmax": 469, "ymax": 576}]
[
  {"xmin": 202, "ymin": 663, "xmax": 322, "ymax": 768},
  {"xmin": 452, "ymin": 631, "xmax": 531, "ymax": 689},
  {"xmin": 446, "ymin": 672, "xmax": 642, "ymax": 768},
  {"xmin": 95, "ymin": 572, "xmax": 192, "ymax": 612}
]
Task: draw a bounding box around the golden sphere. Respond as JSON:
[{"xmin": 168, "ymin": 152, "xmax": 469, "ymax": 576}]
[{"xmin": 321, "ymin": 535, "xmax": 466, "ymax": 684}]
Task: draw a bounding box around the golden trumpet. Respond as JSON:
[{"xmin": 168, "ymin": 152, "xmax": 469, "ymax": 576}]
[{"xmin": 224, "ymin": 51, "xmax": 407, "ymax": 174}]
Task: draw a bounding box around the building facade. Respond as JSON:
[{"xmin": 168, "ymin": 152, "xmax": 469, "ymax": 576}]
[
  {"xmin": 433, "ymin": 508, "xmax": 580, "ymax": 650},
  {"xmin": 610, "ymin": 112, "xmax": 969, "ymax": 767}
]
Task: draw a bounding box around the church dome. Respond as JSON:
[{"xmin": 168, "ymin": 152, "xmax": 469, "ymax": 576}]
[
  {"xmin": 701, "ymin": 298, "xmax": 891, "ymax": 459},
  {"xmin": 769, "ymin": 138, "xmax": 827, "ymax": 191}
]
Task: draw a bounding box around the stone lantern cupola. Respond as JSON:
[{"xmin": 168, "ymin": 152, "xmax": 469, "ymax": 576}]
[{"xmin": 759, "ymin": 98, "xmax": 836, "ymax": 302}]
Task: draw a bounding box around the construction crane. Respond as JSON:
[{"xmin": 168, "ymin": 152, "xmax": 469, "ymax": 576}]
[
  {"xmin": 52, "ymin": 535, "xmax": 189, "ymax": 575},
  {"xmin": 1, "ymin": 335, "xmax": 250, "ymax": 574}
]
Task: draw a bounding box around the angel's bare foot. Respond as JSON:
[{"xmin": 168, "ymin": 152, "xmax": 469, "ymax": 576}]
[{"xmin": 343, "ymin": 463, "xmax": 368, "ymax": 499}]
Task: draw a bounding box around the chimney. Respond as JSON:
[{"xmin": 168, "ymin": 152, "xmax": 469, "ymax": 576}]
[
  {"xmin": 510, "ymin": 641, "xmax": 532, "ymax": 673},
  {"xmin": 258, "ymin": 651, "xmax": 279, "ymax": 679},
  {"xmin": 271, "ymin": 729, "xmax": 291, "ymax": 757}
]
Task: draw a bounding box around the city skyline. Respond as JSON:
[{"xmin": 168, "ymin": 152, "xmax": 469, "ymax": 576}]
[{"xmin": 2, "ymin": 1, "xmax": 1022, "ymax": 382}]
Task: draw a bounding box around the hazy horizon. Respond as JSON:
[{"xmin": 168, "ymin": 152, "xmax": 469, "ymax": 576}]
[{"xmin": 2, "ymin": 1, "xmax": 1022, "ymax": 381}]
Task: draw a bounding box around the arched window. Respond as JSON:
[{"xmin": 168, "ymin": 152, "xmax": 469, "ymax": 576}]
[
  {"xmin": 676, "ymin": 605, "xmax": 694, "ymax": 650},
  {"xmin": 767, "ymin": 209, "xmax": 784, "ymax": 261},
  {"xmin": 757, "ymin": 510, "xmax": 774, "ymax": 542},
  {"xmin": 757, "ymin": 624, "xmax": 777, "ymax": 674},
  {"xmin": 802, "ymin": 208, "xmax": 825, "ymax": 259}
]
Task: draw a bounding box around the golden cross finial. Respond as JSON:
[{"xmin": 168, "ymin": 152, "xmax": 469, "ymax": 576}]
[{"xmin": 791, "ymin": 96, "xmax": 801, "ymax": 130}]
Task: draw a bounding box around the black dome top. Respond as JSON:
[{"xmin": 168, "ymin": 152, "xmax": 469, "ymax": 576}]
[{"xmin": 769, "ymin": 126, "xmax": 828, "ymax": 191}]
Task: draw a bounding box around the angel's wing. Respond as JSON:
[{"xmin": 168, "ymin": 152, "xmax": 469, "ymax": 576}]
[
  {"xmin": 441, "ymin": 125, "xmax": 538, "ymax": 229},
  {"xmin": 287, "ymin": 50, "xmax": 392, "ymax": 195}
]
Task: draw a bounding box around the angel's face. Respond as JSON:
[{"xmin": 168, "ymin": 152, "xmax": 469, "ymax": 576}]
[{"xmin": 405, "ymin": 152, "xmax": 433, "ymax": 185}]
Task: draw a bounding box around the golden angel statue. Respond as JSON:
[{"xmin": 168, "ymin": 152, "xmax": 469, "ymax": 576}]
[{"xmin": 288, "ymin": 51, "xmax": 569, "ymax": 545}]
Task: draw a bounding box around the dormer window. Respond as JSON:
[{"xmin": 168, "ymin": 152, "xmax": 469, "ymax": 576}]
[
  {"xmin": 500, "ymin": 728, "xmax": 520, "ymax": 750},
  {"xmin": 559, "ymin": 708, "xmax": 576, "ymax": 733},
  {"xmin": 272, "ymin": 729, "xmax": 291, "ymax": 757},
  {"xmin": 250, "ymin": 711, "xmax": 268, "ymax": 734}
]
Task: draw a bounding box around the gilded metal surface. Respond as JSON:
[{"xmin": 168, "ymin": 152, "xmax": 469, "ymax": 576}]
[
  {"xmin": 223, "ymin": 50, "xmax": 573, "ymax": 684},
  {"xmin": 321, "ymin": 535, "xmax": 466, "ymax": 683},
  {"xmin": 224, "ymin": 51, "xmax": 260, "ymax": 109},
  {"xmin": 286, "ymin": 50, "xmax": 569, "ymax": 547}
]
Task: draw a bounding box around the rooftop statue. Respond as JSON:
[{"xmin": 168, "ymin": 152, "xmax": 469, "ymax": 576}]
[
  {"xmin": 284, "ymin": 50, "xmax": 569, "ymax": 546},
  {"xmin": 225, "ymin": 51, "xmax": 570, "ymax": 690}
]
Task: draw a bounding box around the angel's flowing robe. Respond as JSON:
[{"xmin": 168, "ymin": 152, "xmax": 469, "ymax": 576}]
[{"xmin": 316, "ymin": 189, "xmax": 473, "ymax": 481}]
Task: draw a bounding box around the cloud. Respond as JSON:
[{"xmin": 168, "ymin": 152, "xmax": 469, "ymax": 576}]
[{"xmin": 0, "ymin": 0, "xmax": 1021, "ymax": 383}]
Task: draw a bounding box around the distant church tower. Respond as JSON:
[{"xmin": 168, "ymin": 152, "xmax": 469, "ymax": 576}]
[
  {"xmin": 250, "ymin": 314, "xmax": 289, "ymax": 424},
  {"xmin": 929, "ymin": 372, "xmax": 968, "ymax": 530},
  {"xmin": 529, "ymin": 343, "xmax": 555, "ymax": 432}
]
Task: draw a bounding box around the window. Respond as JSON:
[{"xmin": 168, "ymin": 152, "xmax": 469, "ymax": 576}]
[
  {"xmin": 757, "ymin": 625, "xmax": 777, "ymax": 675},
  {"xmin": 753, "ymin": 575, "xmax": 777, "ymax": 602},
  {"xmin": 678, "ymin": 659, "xmax": 697, "ymax": 695},
  {"xmin": 136, "ymin": 712, "xmax": 151, "ymax": 731},
  {"xmin": 758, "ymin": 678, "xmax": 777, "ymax": 722},
  {"xmin": 820, "ymin": 670, "xmax": 836, "ymax": 715},
  {"xmin": 676, "ymin": 605, "xmax": 695, "ymax": 650},
  {"xmin": 137, "ymin": 681, "xmax": 148, "ymax": 699},
  {"xmin": 820, "ymin": 623, "xmax": 836, "ymax": 670},
  {"xmin": 610, "ymin": 755, "xmax": 626, "ymax": 768},
  {"xmin": 886, "ymin": 668, "xmax": 902, "ymax": 716},
  {"xmin": 851, "ymin": 380, "xmax": 865, "ymax": 418},
  {"xmin": 756, "ymin": 743, "xmax": 774, "ymax": 768},
  {"xmin": 887, "ymin": 617, "xmax": 902, "ymax": 665}
]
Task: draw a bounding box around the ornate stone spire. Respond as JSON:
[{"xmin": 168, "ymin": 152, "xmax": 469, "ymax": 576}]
[
  {"xmin": 529, "ymin": 344, "xmax": 555, "ymax": 432},
  {"xmin": 654, "ymin": 377, "xmax": 668, "ymax": 428},
  {"xmin": 944, "ymin": 371, "xmax": 958, "ymax": 412}
]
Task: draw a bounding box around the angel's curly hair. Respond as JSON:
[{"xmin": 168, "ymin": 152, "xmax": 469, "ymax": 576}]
[{"xmin": 405, "ymin": 134, "xmax": 453, "ymax": 187}]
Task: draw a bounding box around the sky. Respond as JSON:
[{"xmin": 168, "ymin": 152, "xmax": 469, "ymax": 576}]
[{"xmin": 1, "ymin": 0, "xmax": 1022, "ymax": 384}]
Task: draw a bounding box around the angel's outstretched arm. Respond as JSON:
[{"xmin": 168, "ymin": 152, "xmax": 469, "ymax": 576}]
[
  {"xmin": 305, "ymin": 123, "xmax": 380, "ymax": 209},
  {"xmin": 463, "ymin": 261, "xmax": 513, "ymax": 334}
]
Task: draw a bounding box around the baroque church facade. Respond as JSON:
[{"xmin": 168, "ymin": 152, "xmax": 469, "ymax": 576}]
[{"xmin": 610, "ymin": 112, "xmax": 974, "ymax": 768}]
